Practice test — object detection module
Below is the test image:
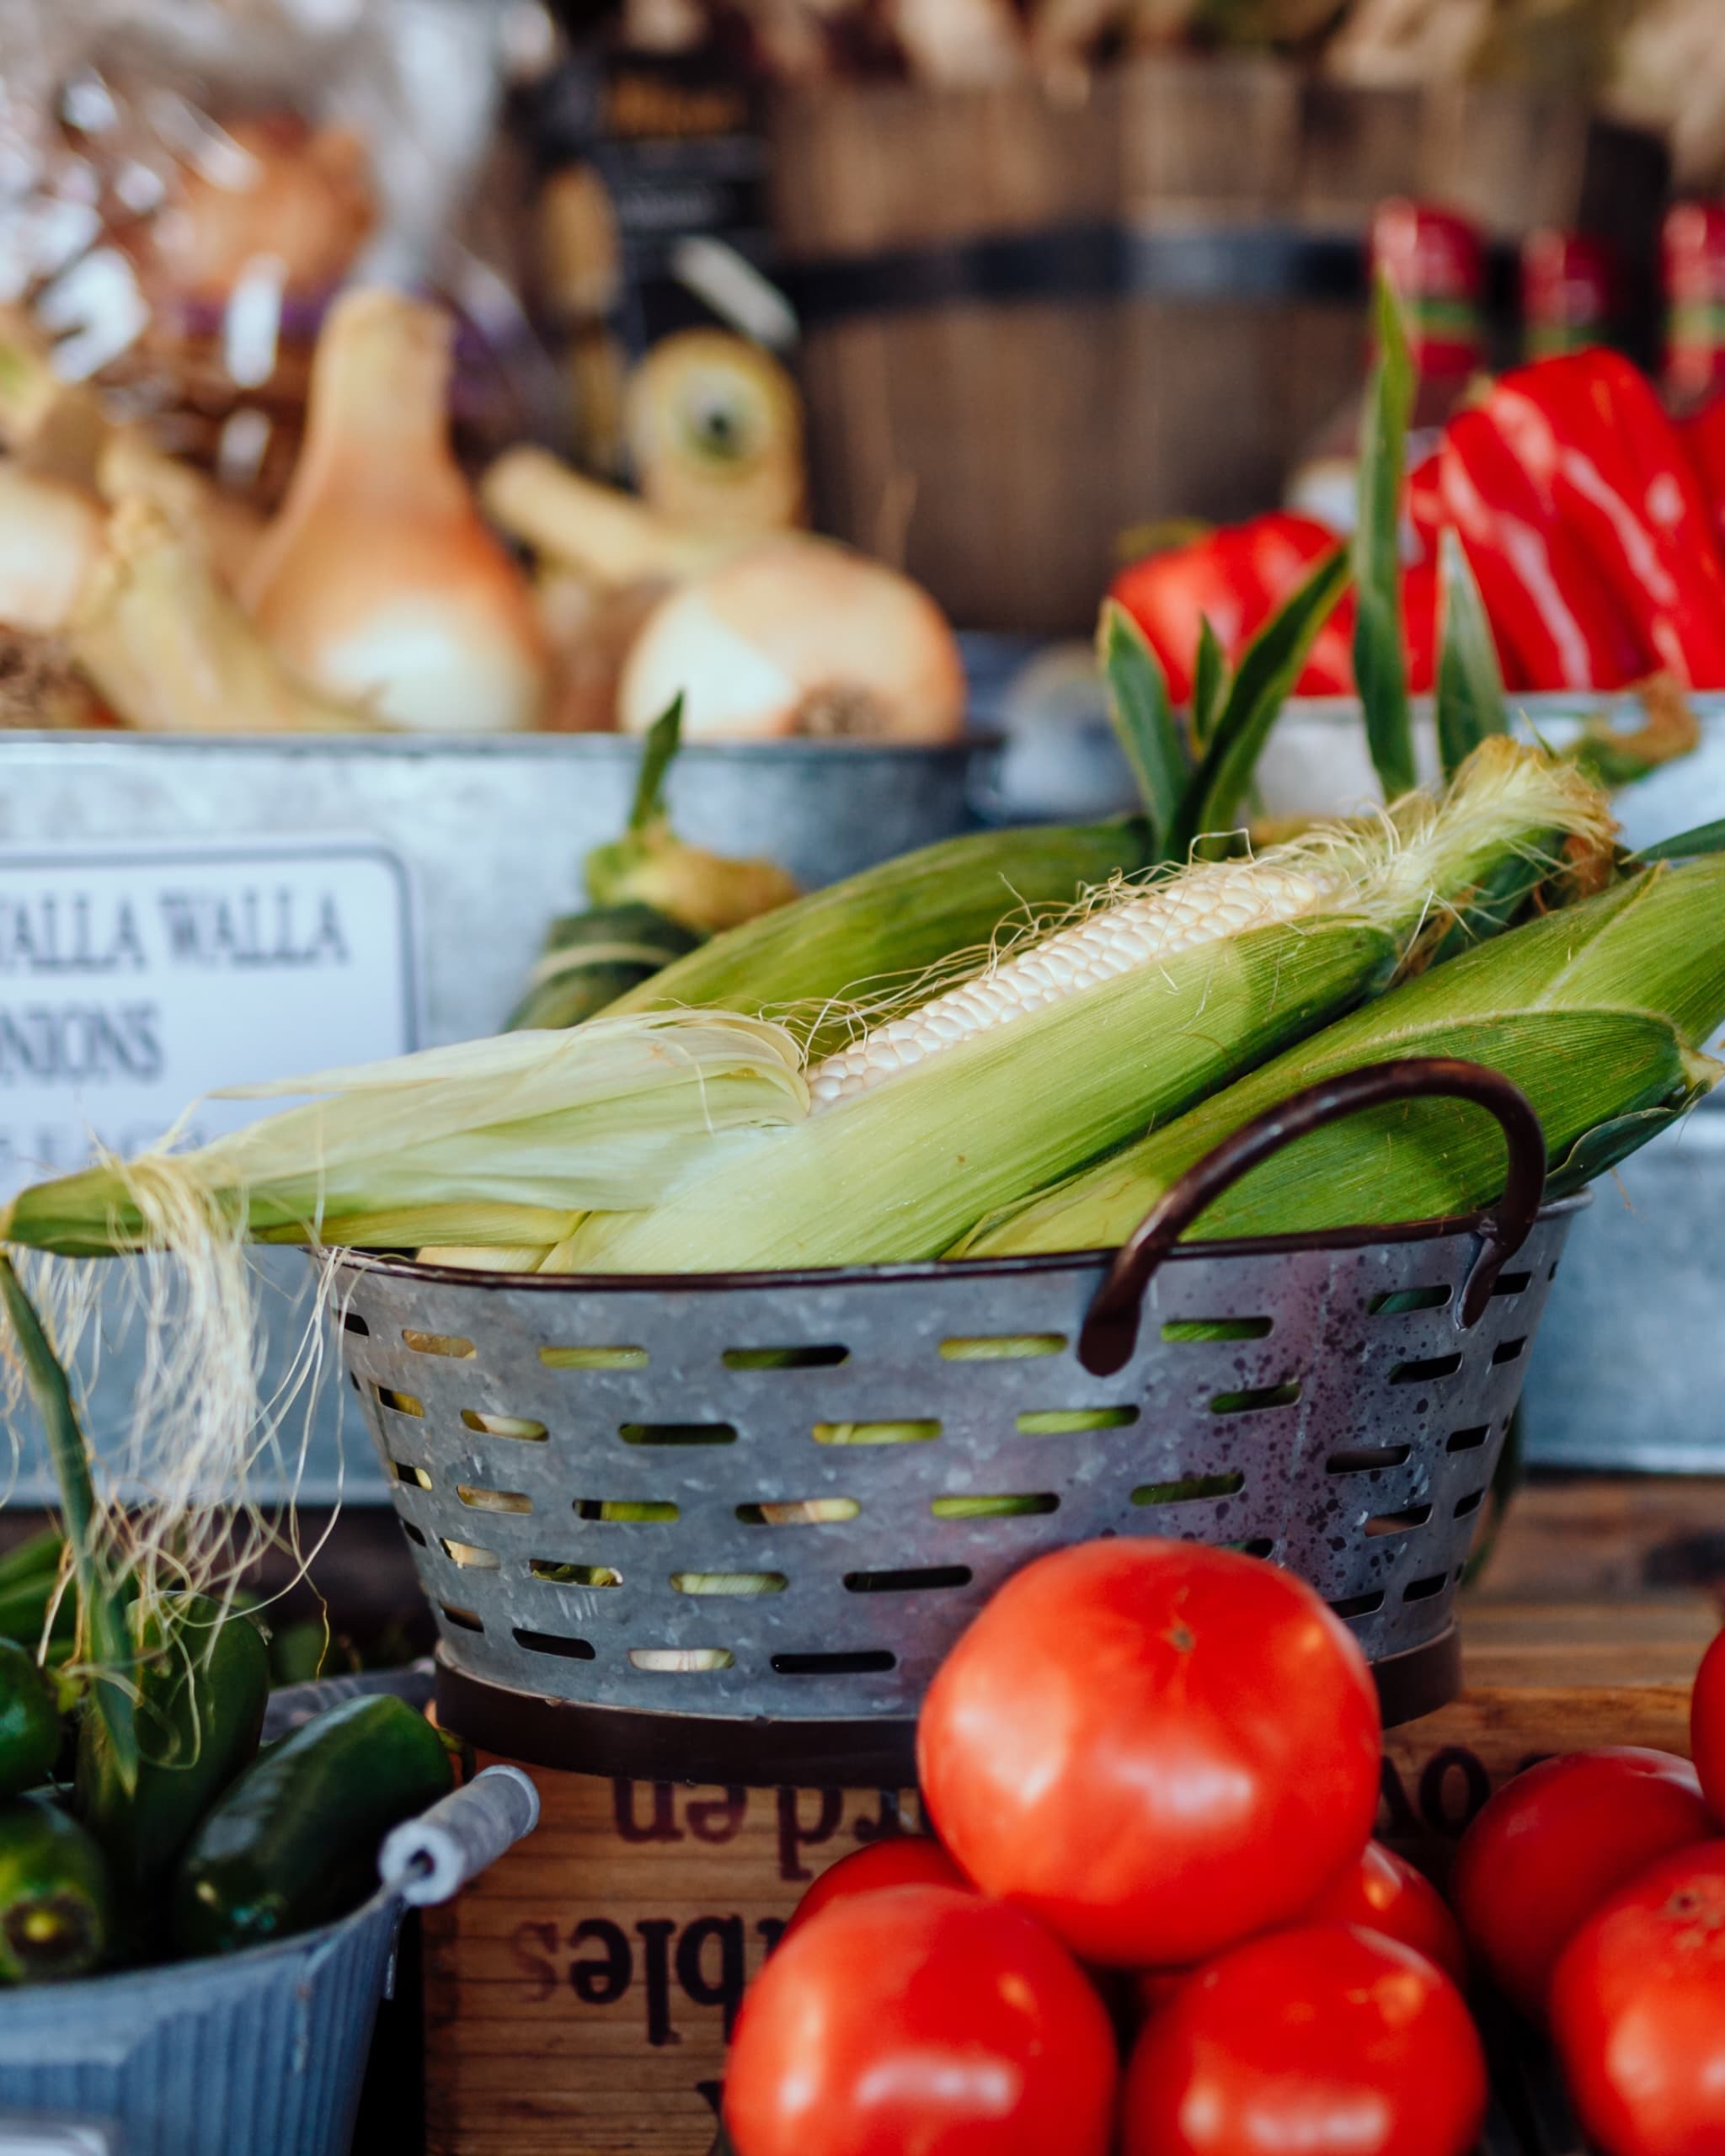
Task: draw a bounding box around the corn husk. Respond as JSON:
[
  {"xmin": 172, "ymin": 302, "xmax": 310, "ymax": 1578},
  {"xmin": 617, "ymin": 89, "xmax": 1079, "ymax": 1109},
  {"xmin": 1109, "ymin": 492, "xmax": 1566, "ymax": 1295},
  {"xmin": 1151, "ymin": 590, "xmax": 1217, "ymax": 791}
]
[
  {"xmin": 2, "ymin": 1011, "xmax": 806, "ymax": 1259},
  {"xmin": 962, "ymin": 859, "xmax": 1725, "ymax": 1256}
]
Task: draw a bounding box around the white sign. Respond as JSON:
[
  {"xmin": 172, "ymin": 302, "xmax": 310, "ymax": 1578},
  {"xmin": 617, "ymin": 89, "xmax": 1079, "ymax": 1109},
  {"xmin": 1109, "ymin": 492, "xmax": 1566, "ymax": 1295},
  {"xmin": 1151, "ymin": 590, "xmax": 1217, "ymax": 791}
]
[{"xmin": 0, "ymin": 838, "xmax": 419, "ymax": 1198}]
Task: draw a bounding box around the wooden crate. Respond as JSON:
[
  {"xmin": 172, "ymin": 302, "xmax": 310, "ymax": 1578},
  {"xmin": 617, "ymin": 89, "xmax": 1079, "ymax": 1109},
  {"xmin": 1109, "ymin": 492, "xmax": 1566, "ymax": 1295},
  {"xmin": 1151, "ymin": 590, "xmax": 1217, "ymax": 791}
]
[
  {"xmin": 425, "ymin": 1578, "xmax": 1717, "ymax": 2155},
  {"xmin": 767, "ymin": 61, "xmax": 1668, "ymax": 636}
]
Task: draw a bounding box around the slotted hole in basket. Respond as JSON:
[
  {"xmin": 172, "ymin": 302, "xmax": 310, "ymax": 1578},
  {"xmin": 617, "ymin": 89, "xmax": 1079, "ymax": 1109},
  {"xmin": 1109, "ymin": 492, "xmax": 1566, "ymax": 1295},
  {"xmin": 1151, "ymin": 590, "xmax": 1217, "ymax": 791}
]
[
  {"xmin": 574, "ymin": 1498, "xmax": 680, "ymax": 1522},
  {"xmin": 375, "ymin": 1385, "xmax": 423, "ymax": 1417},
  {"xmin": 441, "ymin": 1537, "xmax": 499, "ymax": 1570},
  {"xmin": 1491, "ymin": 1271, "xmax": 1532, "ymax": 1298},
  {"xmin": 1210, "ymin": 1380, "xmax": 1301, "ymax": 1416},
  {"xmin": 771, "ymin": 1650, "xmax": 895, "ymax": 1677},
  {"xmin": 461, "ymin": 1410, "xmax": 547, "ymax": 1442},
  {"xmin": 400, "ymin": 1521, "xmax": 427, "ymax": 1548},
  {"xmin": 1447, "ymin": 1424, "xmax": 1491, "ymax": 1453},
  {"xmin": 1131, "ymin": 1472, "xmax": 1245, "ymax": 1507},
  {"xmin": 531, "ymin": 1561, "xmax": 622, "ymax": 1587},
  {"xmin": 930, "ymin": 1492, "xmax": 1059, "ymax": 1519},
  {"xmin": 540, "ymin": 1345, "xmax": 648, "ymax": 1370},
  {"xmin": 940, "ymin": 1334, "xmax": 1066, "ymax": 1360},
  {"xmin": 736, "ymin": 1499, "xmax": 860, "ymax": 1526},
  {"xmin": 440, "ymin": 1603, "xmax": 483, "ymax": 1632},
  {"xmin": 514, "ymin": 1628, "xmax": 595, "ymax": 1660},
  {"xmin": 1161, "ymin": 1316, "xmax": 1274, "ymax": 1343},
  {"xmin": 845, "ymin": 1565, "xmax": 972, "ymax": 1593},
  {"xmin": 1403, "ymin": 1572, "xmax": 1448, "ymax": 1603},
  {"xmin": 1365, "ymin": 1503, "xmax": 1434, "ymax": 1538},
  {"xmin": 1454, "ymin": 1487, "xmax": 1486, "ymax": 1519},
  {"xmin": 812, "ymin": 1420, "xmax": 939, "ymax": 1446},
  {"xmin": 1329, "ymin": 1590, "xmax": 1385, "ymax": 1620},
  {"xmin": 1388, "ymin": 1354, "xmax": 1463, "ymax": 1385},
  {"xmin": 1492, "ymin": 1337, "xmax": 1528, "ymax": 1365},
  {"xmin": 1326, "ymin": 1445, "xmax": 1411, "ymax": 1475},
  {"xmin": 403, "ymin": 1330, "xmax": 475, "ymax": 1359},
  {"xmin": 671, "ymin": 1572, "xmax": 787, "ymax": 1596},
  {"xmin": 1369, "ymin": 1286, "xmax": 1451, "ymax": 1316},
  {"xmin": 1016, "ymin": 1406, "xmax": 1139, "ymax": 1435},
  {"xmin": 621, "ymin": 1422, "xmax": 738, "ymax": 1447},
  {"xmin": 628, "ymin": 1648, "xmax": 734, "ymax": 1673},
  {"xmin": 723, "ymin": 1344, "xmax": 849, "ymax": 1369},
  {"xmin": 341, "ymin": 1310, "xmax": 370, "ymax": 1337},
  {"xmin": 1233, "ymin": 1537, "xmax": 1276, "ymax": 1558},
  {"xmin": 457, "ymin": 1485, "xmax": 531, "ymax": 1515},
  {"xmin": 391, "ymin": 1459, "xmax": 432, "ymax": 1491}
]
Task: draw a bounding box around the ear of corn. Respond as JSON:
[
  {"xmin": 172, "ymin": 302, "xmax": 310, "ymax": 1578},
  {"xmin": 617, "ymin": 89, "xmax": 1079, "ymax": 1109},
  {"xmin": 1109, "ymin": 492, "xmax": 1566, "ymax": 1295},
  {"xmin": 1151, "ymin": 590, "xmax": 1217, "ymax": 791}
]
[
  {"xmin": 558, "ymin": 742, "xmax": 1610, "ymax": 1274},
  {"xmin": 2, "ymin": 1012, "xmax": 807, "ymax": 1258},
  {"xmin": 606, "ymin": 818, "xmax": 1157, "ymax": 1059},
  {"xmin": 962, "ymin": 858, "xmax": 1725, "ymax": 1256}
]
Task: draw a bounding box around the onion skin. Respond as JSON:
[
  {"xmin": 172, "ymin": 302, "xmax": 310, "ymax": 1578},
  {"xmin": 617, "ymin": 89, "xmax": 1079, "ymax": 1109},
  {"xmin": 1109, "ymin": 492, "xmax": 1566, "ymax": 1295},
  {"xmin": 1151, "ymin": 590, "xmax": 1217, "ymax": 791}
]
[
  {"xmin": 617, "ymin": 536, "xmax": 968, "ymax": 741},
  {"xmin": 245, "ymin": 291, "xmax": 546, "ymax": 734}
]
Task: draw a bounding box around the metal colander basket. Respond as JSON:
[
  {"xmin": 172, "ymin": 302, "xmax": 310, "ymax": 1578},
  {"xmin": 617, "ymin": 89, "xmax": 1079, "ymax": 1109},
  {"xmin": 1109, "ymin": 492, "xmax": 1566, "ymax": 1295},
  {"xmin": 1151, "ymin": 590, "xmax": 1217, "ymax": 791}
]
[{"xmin": 336, "ymin": 1059, "xmax": 1576, "ymax": 1784}]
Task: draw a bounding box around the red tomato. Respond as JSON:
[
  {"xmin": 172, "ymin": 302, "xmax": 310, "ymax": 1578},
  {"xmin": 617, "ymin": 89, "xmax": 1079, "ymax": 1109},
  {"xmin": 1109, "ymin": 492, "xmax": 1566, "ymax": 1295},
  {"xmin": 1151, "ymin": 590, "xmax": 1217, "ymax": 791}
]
[
  {"xmin": 916, "ymin": 1540, "xmax": 1381, "ymax": 1967},
  {"xmin": 1302, "ymin": 1840, "xmax": 1467, "ymax": 1985},
  {"xmin": 1450, "ymin": 1747, "xmax": 1712, "ymax": 2020},
  {"xmin": 1551, "ymin": 1840, "xmax": 1725, "ymax": 2156},
  {"xmin": 1122, "ymin": 1923, "xmax": 1487, "ymax": 2156},
  {"xmin": 781, "ymin": 1837, "xmax": 969, "ymax": 1940},
  {"xmin": 1132, "ymin": 1967, "xmax": 1191, "ymax": 2024},
  {"xmin": 1687, "ymin": 1628, "xmax": 1725, "ymax": 1821},
  {"xmin": 723, "ymin": 1885, "xmax": 1117, "ymax": 2156}
]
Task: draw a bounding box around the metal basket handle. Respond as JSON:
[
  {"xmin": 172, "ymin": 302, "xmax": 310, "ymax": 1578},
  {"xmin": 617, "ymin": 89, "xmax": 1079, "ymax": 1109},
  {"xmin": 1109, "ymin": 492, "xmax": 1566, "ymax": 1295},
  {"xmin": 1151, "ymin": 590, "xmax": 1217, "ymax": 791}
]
[{"xmin": 1077, "ymin": 1056, "xmax": 1547, "ymax": 1377}]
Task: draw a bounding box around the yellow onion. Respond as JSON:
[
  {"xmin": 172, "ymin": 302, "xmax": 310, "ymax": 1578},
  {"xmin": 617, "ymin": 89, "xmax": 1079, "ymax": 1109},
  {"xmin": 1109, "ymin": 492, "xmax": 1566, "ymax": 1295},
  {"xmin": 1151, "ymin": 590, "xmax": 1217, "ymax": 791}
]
[
  {"xmin": 617, "ymin": 536, "xmax": 967, "ymax": 741},
  {"xmin": 0, "ymin": 464, "xmax": 106, "ymax": 633},
  {"xmin": 244, "ymin": 290, "xmax": 546, "ymax": 733}
]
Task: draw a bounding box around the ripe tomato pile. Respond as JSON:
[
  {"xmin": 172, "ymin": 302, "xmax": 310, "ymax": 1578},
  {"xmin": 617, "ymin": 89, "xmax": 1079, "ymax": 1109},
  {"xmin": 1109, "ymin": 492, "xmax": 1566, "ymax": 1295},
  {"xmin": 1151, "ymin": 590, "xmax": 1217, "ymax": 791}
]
[{"xmin": 720, "ymin": 1539, "xmax": 1725, "ymax": 2156}]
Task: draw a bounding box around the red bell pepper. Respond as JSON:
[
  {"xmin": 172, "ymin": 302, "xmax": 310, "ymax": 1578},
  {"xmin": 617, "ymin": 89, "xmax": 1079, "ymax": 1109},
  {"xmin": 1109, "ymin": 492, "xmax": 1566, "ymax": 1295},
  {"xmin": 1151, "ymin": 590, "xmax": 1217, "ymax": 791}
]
[
  {"xmin": 1404, "ymin": 451, "xmax": 1447, "ymax": 566},
  {"xmin": 1482, "ymin": 350, "xmax": 1725, "ymax": 688},
  {"xmin": 1439, "ymin": 408, "xmax": 1647, "ymax": 691},
  {"xmin": 1109, "ymin": 513, "xmax": 1342, "ymax": 704},
  {"xmin": 1681, "ymin": 392, "xmax": 1725, "ymax": 556},
  {"xmin": 1110, "ymin": 510, "xmax": 1439, "ymax": 702}
]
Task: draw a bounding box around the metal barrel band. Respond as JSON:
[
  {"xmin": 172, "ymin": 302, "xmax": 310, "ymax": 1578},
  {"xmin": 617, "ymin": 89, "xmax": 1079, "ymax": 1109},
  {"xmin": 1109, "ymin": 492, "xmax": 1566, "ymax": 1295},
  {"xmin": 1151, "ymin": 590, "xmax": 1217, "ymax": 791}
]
[{"xmin": 1078, "ymin": 1058, "xmax": 1548, "ymax": 1377}]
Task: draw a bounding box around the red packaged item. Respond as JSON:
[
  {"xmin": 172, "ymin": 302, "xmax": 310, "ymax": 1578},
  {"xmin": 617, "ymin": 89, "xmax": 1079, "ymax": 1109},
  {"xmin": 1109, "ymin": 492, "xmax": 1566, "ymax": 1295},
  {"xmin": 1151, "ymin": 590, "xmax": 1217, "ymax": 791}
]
[
  {"xmin": 1522, "ymin": 231, "xmax": 1614, "ymax": 362},
  {"xmin": 1664, "ymin": 200, "xmax": 1725, "ymax": 408},
  {"xmin": 1682, "ymin": 392, "xmax": 1725, "ymax": 554},
  {"xmin": 1483, "ymin": 348, "xmax": 1725, "ymax": 688},
  {"xmin": 1439, "ymin": 407, "xmax": 1647, "ymax": 691},
  {"xmin": 1374, "ymin": 200, "xmax": 1487, "ymax": 382}
]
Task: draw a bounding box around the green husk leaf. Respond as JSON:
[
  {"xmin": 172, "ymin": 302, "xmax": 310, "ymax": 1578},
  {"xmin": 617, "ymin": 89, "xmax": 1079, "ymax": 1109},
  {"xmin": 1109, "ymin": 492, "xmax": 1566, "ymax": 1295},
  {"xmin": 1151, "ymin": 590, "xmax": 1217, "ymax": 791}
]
[
  {"xmin": 1192, "ymin": 617, "xmax": 1227, "ymax": 747},
  {"xmin": 1635, "ymin": 819, "xmax": 1725, "ymax": 862},
  {"xmin": 1353, "ymin": 272, "xmax": 1418, "ymax": 802},
  {"xmin": 606, "ymin": 818, "xmax": 1156, "ymax": 1059},
  {"xmin": 964, "ymin": 860, "xmax": 1725, "ymax": 1255},
  {"xmin": 1167, "ymin": 547, "xmax": 1352, "ymax": 860},
  {"xmin": 626, "ymin": 696, "xmax": 683, "ymax": 835},
  {"xmin": 1098, "ymin": 600, "xmax": 1190, "ymax": 855},
  {"xmin": 1434, "ymin": 527, "xmax": 1508, "ymax": 780}
]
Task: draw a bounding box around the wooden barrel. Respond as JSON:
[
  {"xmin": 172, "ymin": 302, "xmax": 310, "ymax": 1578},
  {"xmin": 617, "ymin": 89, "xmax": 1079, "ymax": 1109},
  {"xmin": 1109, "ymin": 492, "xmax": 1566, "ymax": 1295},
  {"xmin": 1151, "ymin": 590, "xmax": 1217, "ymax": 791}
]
[{"xmin": 767, "ymin": 60, "xmax": 1668, "ymax": 636}]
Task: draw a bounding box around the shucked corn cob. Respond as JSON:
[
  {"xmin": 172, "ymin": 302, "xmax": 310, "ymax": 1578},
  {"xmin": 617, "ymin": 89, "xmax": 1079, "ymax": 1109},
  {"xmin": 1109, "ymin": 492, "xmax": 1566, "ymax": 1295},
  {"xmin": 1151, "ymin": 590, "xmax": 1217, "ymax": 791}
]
[{"xmin": 809, "ymin": 857, "xmax": 1343, "ymax": 1109}]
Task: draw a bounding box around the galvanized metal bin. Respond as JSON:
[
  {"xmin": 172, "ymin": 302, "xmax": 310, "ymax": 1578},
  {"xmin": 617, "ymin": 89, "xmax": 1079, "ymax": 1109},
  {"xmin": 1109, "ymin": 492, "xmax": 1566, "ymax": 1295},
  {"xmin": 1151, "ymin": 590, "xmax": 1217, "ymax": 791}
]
[
  {"xmin": 0, "ymin": 1694, "xmax": 537, "ymax": 2156},
  {"xmin": 337, "ymin": 1059, "xmax": 1573, "ymax": 1785}
]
